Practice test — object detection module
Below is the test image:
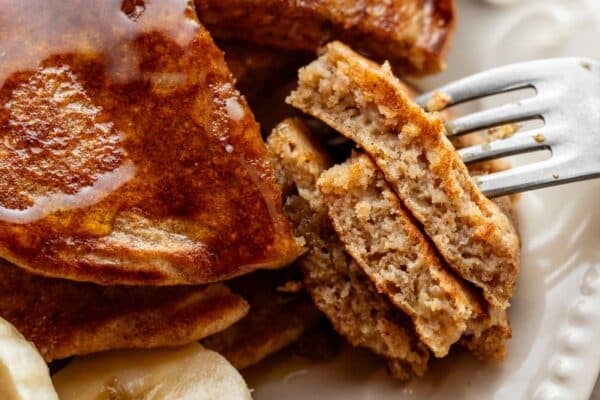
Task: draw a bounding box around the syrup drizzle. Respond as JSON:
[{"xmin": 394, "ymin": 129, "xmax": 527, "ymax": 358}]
[{"xmin": 0, "ymin": 0, "xmax": 296, "ymax": 283}]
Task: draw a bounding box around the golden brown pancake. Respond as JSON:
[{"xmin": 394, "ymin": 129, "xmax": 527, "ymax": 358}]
[
  {"xmin": 0, "ymin": 259, "xmax": 249, "ymax": 361},
  {"xmin": 0, "ymin": 0, "xmax": 300, "ymax": 285},
  {"xmin": 197, "ymin": 0, "xmax": 455, "ymax": 75},
  {"xmin": 203, "ymin": 267, "xmax": 322, "ymax": 369}
]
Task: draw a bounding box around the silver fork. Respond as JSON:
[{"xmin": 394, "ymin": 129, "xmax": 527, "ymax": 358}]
[{"xmin": 416, "ymin": 58, "xmax": 600, "ymax": 198}]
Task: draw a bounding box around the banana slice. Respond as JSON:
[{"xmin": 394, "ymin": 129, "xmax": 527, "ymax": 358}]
[
  {"xmin": 0, "ymin": 317, "xmax": 58, "ymax": 400},
  {"xmin": 53, "ymin": 343, "xmax": 253, "ymax": 400}
]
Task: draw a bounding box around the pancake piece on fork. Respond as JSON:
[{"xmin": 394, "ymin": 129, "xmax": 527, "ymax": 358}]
[
  {"xmin": 0, "ymin": 0, "xmax": 300, "ymax": 285},
  {"xmin": 287, "ymin": 41, "xmax": 520, "ymax": 309}
]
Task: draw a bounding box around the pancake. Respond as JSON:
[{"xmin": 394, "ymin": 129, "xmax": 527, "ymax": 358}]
[
  {"xmin": 0, "ymin": 0, "xmax": 300, "ymax": 285},
  {"xmin": 317, "ymin": 153, "xmax": 485, "ymax": 357},
  {"xmin": 0, "ymin": 259, "xmax": 248, "ymax": 362},
  {"xmin": 203, "ymin": 268, "xmax": 322, "ymax": 369},
  {"xmin": 197, "ymin": 0, "xmax": 455, "ymax": 75},
  {"xmin": 287, "ymin": 41, "xmax": 520, "ymax": 309}
]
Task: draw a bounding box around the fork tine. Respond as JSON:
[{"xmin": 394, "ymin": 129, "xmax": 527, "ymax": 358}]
[
  {"xmin": 415, "ymin": 61, "xmax": 546, "ymax": 111},
  {"xmin": 458, "ymin": 127, "xmax": 557, "ymax": 164},
  {"xmin": 476, "ymin": 158, "xmax": 572, "ymax": 197},
  {"xmin": 445, "ymin": 97, "xmax": 549, "ymax": 136}
]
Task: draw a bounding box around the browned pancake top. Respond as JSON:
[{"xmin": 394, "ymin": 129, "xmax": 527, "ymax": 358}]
[
  {"xmin": 0, "ymin": 0, "xmax": 298, "ymax": 284},
  {"xmin": 197, "ymin": 0, "xmax": 455, "ymax": 74}
]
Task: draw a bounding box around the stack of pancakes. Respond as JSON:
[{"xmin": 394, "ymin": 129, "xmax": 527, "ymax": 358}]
[{"xmin": 0, "ymin": 0, "xmax": 519, "ymax": 380}]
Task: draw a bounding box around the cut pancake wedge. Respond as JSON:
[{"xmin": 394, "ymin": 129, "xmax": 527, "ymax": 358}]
[
  {"xmin": 317, "ymin": 153, "xmax": 484, "ymax": 357},
  {"xmin": 267, "ymin": 119, "xmax": 429, "ymax": 379},
  {"xmin": 288, "ymin": 41, "xmax": 520, "ymax": 309}
]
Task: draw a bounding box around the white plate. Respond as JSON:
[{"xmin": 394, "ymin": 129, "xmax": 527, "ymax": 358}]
[{"xmin": 247, "ymin": 1, "xmax": 600, "ymax": 399}]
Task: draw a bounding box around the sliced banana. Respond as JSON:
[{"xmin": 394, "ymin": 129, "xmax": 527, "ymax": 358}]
[
  {"xmin": 53, "ymin": 343, "xmax": 253, "ymax": 400},
  {"xmin": 0, "ymin": 317, "xmax": 58, "ymax": 400}
]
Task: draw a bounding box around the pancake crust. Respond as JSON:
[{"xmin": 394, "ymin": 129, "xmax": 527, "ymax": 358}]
[
  {"xmin": 0, "ymin": 259, "xmax": 248, "ymax": 362},
  {"xmin": 197, "ymin": 0, "xmax": 455, "ymax": 75},
  {"xmin": 0, "ymin": 0, "xmax": 300, "ymax": 285}
]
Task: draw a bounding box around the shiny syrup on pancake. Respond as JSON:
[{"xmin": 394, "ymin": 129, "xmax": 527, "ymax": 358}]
[{"xmin": 0, "ymin": 0, "xmax": 296, "ymax": 284}]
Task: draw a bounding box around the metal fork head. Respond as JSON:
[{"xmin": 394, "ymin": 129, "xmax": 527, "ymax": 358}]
[{"xmin": 416, "ymin": 58, "xmax": 600, "ymax": 197}]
